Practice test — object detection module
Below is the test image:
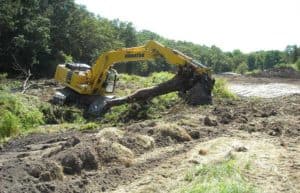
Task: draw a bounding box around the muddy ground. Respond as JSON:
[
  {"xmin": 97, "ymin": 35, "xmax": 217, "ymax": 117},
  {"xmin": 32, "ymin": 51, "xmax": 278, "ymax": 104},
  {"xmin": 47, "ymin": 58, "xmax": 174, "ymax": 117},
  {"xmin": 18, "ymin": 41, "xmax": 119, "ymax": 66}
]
[{"xmin": 0, "ymin": 76, "xmax": 299, "ymax": 193}]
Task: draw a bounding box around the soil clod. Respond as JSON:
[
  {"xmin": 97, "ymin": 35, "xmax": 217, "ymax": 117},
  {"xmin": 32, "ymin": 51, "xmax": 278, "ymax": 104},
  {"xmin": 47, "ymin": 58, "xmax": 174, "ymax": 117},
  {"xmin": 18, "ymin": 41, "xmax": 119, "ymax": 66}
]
[{"xmin": 204, "ymin": 116, "xmax": 218, "ymax": 126}]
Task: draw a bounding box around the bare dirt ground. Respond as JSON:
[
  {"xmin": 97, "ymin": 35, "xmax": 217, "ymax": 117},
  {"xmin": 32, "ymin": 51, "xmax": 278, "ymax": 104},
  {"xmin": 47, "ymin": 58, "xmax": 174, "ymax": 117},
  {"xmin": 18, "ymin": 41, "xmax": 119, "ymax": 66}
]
[{"xmin": 0, "ymin": 76, "xmax": 299, "ymax": 193}]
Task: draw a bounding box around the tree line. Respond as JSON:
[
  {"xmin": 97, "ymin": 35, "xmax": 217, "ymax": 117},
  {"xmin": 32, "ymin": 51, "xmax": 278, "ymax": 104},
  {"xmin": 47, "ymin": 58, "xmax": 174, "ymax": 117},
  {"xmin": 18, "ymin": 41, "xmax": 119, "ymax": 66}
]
[{"xmin": 1, "ymin": 0, "xmax": 300, "ymax": 78}]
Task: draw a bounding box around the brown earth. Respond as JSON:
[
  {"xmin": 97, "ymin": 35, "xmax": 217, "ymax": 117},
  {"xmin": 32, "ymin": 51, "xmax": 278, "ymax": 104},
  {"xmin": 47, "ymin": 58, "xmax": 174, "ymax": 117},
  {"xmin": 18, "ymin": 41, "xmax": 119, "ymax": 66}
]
[{"xmin": 0, "ymin": 77, "xmax": 299, "ymax": 193}]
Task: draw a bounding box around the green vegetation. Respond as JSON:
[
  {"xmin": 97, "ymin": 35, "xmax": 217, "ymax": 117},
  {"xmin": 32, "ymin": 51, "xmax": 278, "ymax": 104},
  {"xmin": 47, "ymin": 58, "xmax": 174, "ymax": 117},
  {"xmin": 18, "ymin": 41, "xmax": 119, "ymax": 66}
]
[
  {"xmin": 274, "ymin": 63, "xmax": 299, "ymax": 71},
  {"xmin": 0, "ymin": 92, "xmax": 86, "ymax": 141},
  {"xmin": 103, "ymin": 92, "xmax": 179, "ymax": 124},
  {"xmin": 1, "ymin": 1, "xmax": 299, "ymax": 77},
  {"xmin": 213, "ymin": 78, "xmax": 236, "ymax": 99},
  {"xmin": 79, "ymin": 122, "xmax": 98, "ymax": 131},
  {"xmin": 118, "ymin": 72, "xmax": 174, "ymax": 88},
  {"xmin": 181, "ymin": 159, "xmax": 256, "ymax": 193},
  {"xmin": 104, "ymin": 72, "xmax": 179, "ymax": 124},
  {"xmin": 236, "ymin": 62, "xmax": 248, "ymax": 74},
  {"xmin": 104, "ymin": 73, "xmax": 236, "ymax": 124},
  {"xmin": 0, "ymin": 70, "xmax": 236, "ymax": 140},
  {"xmin": 0, "ymin": 76, "xmax": 85, "ymax": 141},
  {"xmin": 0, "ymin": 92, "xmax": 44, "ymax": 140},
  {"xmin": 0, "ymin": 73, "xmax": 22, "ymax": 91},
  {"xmin": 40, "ymin": 104, "xmax": 84, "ymax": 124}
]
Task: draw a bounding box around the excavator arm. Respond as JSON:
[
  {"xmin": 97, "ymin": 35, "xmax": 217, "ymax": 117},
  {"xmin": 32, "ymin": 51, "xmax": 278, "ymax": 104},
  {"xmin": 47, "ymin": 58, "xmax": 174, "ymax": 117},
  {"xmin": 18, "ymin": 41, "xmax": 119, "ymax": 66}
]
[
  {"xmin": 54, "ymin": 40, "xmax": 213, "ymax": 109},
  {"xmin": 56, "ymin": 40, "xmax": 210, "ymax": 94}
]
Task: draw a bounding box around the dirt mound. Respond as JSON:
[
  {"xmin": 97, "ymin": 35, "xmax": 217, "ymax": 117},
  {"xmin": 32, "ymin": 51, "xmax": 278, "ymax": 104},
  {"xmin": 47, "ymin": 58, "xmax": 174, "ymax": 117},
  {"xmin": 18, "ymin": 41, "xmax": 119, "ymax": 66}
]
[
  {"xmin": 26, "ymin": 161, "xmax": 63, "ymax": 181},
  {"xmin": 0, "ymin": 93, "xmax": 299, "ymax": 193},
  {"xmin": 96, "ymin": 141, "xmax": 135, "ymax": 167},
  {"xmin": 157, "ymin": 123, "xmax": 192, "ymax": 142},
  {"xmin": 252, "ymin": 67, "xmax": 300, "ymax": 78},
  {"xmin": 119, "ymin": 133, "xmax": 155, "ymax": 154},
  {"xmin": 60, "ymin": 147, "xmax": 98, "ymax": 174}
]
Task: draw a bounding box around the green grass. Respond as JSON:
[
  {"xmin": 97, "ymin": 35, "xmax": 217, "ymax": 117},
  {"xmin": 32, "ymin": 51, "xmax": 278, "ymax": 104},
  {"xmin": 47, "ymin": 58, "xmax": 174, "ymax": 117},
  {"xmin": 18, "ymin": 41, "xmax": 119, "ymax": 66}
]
[
  {"xmin": 181, "ymin": 159, "xmax": 256, "ymax": 193},
  {"xmin": 0, "ymin": 73, "xmax": 87, "ymax": 141},
  {"xmin": 213, "ymin": 78, "xmax": 237, "ymax": 99},
  {"xmin": 118, "ymin": 71, "xmax": 174, "ymax": 88},
  {"xmin": 0, "ymin": 90, "xmax": 86, "ymax": 141},
  {"xmin": 79, "ymin": 122, "xmax": 98, "ymax": 131},
  {"xmin": 103, "ymin": 72, "xmax": 179, "ymax": 124}
]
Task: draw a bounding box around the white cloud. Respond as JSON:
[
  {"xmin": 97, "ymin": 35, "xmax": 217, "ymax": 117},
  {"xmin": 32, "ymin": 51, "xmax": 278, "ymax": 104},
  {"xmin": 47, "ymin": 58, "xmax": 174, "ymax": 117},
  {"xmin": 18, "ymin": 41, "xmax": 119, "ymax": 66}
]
[{"xmin": 75, "ymin": 0, "xmax": 300, "ymax": 52}]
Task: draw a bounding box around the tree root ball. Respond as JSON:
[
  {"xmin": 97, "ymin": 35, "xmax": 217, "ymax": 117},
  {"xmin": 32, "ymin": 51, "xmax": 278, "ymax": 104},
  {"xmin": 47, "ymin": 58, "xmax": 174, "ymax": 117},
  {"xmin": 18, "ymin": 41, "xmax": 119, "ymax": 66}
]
[{"xmin": 61, "ymin": 153, "xmax": 82, "ymax": 174}]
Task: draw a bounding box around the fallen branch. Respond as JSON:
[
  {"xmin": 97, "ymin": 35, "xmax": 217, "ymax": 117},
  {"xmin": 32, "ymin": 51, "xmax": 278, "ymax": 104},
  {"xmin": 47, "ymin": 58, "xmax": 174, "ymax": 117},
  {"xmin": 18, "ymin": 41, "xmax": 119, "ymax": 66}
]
[
  {"xmin": 11, "ymin": 54, "xmax": 32, "ymax": 93},
  {"xmin": 21, "ymin": 69, "xmax": 32, "ymax": 94}
]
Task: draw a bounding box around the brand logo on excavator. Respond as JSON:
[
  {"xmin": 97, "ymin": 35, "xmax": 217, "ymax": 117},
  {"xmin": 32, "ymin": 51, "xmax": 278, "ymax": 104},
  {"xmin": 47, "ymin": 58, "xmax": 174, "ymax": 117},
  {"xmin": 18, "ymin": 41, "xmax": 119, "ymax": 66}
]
[{"xmin": 125, "ymin": 53, "xmax": 145, "ymax": 58}]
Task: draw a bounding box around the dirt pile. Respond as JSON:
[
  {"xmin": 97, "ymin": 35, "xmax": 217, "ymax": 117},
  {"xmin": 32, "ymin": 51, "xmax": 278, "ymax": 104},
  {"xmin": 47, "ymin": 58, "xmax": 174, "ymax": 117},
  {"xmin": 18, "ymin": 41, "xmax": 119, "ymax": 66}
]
[
  {"xmin": 0, "ymin": 93, "xmax": 299, "ymax": 192},
  {"xmin": 252, "ymin": 67, "xmax": 300, "ymax": 78},
  {"xmin": 0, "ymin": 120, "xmax": 205, "ymax": 192}
]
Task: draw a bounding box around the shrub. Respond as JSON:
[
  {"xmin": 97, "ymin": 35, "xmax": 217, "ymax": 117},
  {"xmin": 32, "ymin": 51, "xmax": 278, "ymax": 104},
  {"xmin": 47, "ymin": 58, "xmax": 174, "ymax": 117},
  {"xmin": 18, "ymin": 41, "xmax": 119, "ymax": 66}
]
[
  {"xmin": 213, "ymin": 78, "xmax": 236, "ymax": 99},
  {"xmin": 236, "ymin": 62, "xmax": 248, "ymax": 74},
  {"xmin": 0, "ymin": 111, "xmax": 20, "ymax": 138},
  {"xmin": 0, "ymin": 91, "xmax": 44, "ymax": 139},
  {"xmin": 275, "ymin": 63, "xmax": 299, "ymax": 71}
]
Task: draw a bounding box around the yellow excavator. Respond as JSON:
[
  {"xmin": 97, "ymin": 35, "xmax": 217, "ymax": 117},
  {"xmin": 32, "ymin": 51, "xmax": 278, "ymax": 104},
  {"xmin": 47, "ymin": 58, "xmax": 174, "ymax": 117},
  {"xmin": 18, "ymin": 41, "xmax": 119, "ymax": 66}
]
[{"xmin": 54, "ymin": 40, "xmax": 214, "ymax": 115}]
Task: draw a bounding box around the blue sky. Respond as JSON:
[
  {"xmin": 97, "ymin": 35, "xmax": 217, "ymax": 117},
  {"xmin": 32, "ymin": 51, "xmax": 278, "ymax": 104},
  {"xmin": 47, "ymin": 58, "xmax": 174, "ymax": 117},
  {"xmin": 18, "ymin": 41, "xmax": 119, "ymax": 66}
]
[{"xmin": 75, "ymin": 0, "xmax": 300, "ymax": 53}]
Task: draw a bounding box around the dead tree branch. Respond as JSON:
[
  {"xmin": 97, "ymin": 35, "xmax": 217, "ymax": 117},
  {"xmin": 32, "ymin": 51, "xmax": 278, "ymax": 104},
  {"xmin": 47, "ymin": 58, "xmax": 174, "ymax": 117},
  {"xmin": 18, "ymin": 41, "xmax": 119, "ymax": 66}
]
[{"xmin": 11, "ymin": 54, "xmax": 32, "ymax": 93}]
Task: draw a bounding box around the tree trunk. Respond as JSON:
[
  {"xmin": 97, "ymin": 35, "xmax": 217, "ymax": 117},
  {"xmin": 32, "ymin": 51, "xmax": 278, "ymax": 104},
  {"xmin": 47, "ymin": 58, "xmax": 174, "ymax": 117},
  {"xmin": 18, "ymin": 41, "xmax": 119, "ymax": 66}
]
[{"xmin": 94, "ymin": 69, "xmax": 215, "ymax": 114}]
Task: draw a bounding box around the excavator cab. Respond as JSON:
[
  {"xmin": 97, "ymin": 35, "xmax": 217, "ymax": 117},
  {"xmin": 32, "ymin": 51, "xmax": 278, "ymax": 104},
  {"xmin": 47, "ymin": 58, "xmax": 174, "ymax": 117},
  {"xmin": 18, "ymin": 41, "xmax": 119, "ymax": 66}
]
[{"xmin": 104, "ymin": 68, "xmax": 117, "ymax": 93}]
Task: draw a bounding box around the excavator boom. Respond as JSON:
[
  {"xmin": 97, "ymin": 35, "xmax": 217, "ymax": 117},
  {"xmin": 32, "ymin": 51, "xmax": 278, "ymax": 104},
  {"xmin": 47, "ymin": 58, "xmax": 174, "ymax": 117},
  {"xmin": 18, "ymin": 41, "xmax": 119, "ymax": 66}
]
[{"xmin": 53, "ymin": 40, "xmax": 214, "ymax": 114}]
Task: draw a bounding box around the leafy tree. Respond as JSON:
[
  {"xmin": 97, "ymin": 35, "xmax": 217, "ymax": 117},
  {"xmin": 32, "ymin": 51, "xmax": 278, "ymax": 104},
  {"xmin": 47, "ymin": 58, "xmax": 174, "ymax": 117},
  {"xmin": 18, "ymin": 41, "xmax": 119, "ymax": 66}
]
[
  {"xmin": 0, "ymin": 0, "xmax": 51, "ymax": 74},
  {"xmin": 230, "ymin": 49, "xmax": 246, "ymax": 69},
  {"xmin": 247, "ymin": 54, "xmax": 256, "ymax": 70},
  {"xmin": 264, "ymin": 51, "xmax": 282, "ymax": 69},
  {"xmin": 0, "ymin": 0, "xmax": 298, "ymax": 77}
]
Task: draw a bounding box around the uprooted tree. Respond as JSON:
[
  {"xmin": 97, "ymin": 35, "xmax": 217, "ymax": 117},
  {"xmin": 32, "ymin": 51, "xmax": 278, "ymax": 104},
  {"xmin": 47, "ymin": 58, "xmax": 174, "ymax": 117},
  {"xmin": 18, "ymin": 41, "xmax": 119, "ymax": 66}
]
[{"xmin": 88, "ymin": 68, "xmax": 215, "ymax": 116}]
